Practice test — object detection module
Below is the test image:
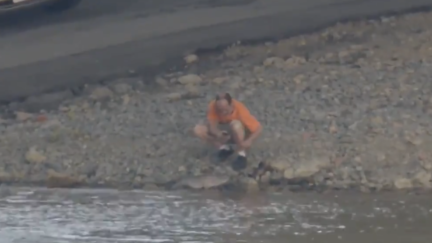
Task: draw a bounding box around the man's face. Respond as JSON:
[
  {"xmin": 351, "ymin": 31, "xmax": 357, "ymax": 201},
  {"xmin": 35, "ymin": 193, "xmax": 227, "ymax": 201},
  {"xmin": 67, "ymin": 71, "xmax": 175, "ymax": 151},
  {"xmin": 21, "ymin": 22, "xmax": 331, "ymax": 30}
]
[{"xmin": 215, "ymin": 99, "xmax": 233, "ymax": 116}]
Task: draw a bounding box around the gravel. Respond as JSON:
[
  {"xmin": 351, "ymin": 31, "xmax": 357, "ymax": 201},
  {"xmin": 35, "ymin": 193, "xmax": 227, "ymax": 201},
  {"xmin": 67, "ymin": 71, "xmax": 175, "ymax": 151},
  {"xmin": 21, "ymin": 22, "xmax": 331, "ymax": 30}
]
[{"xmin": 1, "ymin": 11, "xmax": 432, "ymax": 192}]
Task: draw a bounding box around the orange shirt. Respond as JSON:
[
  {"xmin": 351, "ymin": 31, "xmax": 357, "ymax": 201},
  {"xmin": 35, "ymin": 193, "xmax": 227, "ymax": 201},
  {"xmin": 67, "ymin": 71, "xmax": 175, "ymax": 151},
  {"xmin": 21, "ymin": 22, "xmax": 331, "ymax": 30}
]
[{"xmin": 207, "ymin": 99, "xmax": 261, "ymax": 133}]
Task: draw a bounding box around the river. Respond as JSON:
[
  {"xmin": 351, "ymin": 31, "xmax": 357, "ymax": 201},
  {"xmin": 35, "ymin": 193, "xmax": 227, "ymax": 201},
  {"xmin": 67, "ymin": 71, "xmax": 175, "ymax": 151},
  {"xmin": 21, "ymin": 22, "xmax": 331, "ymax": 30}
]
[{"xmin": 0, "ymin": 187, "xmax": 431, "ymax": 243}]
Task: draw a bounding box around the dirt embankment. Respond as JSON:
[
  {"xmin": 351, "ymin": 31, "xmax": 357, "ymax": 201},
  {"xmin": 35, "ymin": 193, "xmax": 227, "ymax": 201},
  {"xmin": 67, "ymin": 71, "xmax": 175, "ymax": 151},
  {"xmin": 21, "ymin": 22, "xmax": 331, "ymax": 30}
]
[{"xmin": 2, "ymin": 11, "xmax": 432, "ymax": 193}]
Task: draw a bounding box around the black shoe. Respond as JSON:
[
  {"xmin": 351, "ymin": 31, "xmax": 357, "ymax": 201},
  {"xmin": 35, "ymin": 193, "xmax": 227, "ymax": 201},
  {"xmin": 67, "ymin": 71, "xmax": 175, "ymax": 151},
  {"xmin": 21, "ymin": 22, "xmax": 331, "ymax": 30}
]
[
  {"xmin": 217, "ymin": 147, "xmax": 234, "ymax": 161},
  {"xmin": 232, "ymin": 155, "xmax": 248, "ymax": 171}
]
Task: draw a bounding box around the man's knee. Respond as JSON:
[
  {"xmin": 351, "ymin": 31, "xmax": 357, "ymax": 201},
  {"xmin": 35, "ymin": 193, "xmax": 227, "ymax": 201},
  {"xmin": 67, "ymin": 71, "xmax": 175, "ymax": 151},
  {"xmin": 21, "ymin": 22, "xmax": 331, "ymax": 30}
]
[
  {"xmin": 230, "ymin": 120, "xmax": 244, "ymax": 132},
  {"xmin": 193, "ymin": 124, "xmax": 208, "ymax": 138}
]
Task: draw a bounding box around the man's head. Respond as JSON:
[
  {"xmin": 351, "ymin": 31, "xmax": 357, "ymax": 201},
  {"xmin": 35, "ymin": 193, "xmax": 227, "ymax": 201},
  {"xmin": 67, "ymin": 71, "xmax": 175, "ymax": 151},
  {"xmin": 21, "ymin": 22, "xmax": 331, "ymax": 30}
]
[{"xmin": 215, "ymin": 93, "xmax": 233, "ymax": 116}]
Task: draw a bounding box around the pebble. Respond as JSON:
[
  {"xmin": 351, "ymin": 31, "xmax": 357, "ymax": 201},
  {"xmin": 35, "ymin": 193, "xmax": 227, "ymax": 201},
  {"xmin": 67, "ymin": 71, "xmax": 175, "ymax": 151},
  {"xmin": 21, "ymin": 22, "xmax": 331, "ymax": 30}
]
[{"xmin": 184, "ymin": 54, "xmax": 199, "ymax": 64}]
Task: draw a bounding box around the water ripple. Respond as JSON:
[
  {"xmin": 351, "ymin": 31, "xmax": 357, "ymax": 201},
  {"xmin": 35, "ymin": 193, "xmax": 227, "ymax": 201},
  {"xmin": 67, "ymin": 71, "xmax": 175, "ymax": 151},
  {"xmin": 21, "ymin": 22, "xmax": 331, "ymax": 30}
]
[{"xmin": 0, "ymin": 188, "xmax": 431, "ymax": 243}]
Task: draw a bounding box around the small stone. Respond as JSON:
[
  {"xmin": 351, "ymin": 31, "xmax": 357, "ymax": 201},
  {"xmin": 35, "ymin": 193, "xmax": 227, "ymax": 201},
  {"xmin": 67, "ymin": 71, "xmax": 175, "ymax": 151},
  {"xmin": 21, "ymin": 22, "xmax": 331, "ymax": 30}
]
[
  {"xmin": 263, "ymin": 57, "xmax": 284, "ymax": 67},
  {"xmin": 377, "ymin": 153, "xmax": 386, "ymax": 162},
  {"xmin": 229, "ymin": 80, "xmax": 242, "ymax": 90},
  {"xmin": 89, "ymin": 87, "xmax": 113, "ymax": 100},
  {"xmin": 155, "ymin": 77, "xmax": 168, "ymax": 87},
  {"xmin": 25, "ymin": 147, "xmax": 46, "ymax": 163},
  {"xmin": 178, "ymin": 74, "xmax": 202, "ymax": 85},
  {"xmin": 182, "ymin": 85, "xmax": 202, "ymax": 99},
  {"xmin": 111, "ymin": 83, "xmax": 131, "ymax": 94},
  {"xmin": 178, "ymin": 166, "xmax": 186, "ymax": 172},
  {"xmin": 293, "ymin": 74, "xmax": 305, "ymax": 84},
  {"xmin": 15, "ymin": 111, "xmax": 33, "ymax": 122},
  {"xmin": 212, "ymin": 77, "xmax": 227, "ymax": 85},
  {"xmin": 122, "ymin": 95, "xmax": 130, "ymax": 105},
  {"xmin": 329, "ymin": 120, "xmax": 338, "ymax": 134},
  {"xmin": 166, "ymin": 92, "xmax": 183, "ymax": 102},
  {"xmin": 406, "ymin": 136, "xmax": 423, "ymax": 146},
  {"xmin": 184, "ymin": 54, "xmax": 198, "ymax": 64}
]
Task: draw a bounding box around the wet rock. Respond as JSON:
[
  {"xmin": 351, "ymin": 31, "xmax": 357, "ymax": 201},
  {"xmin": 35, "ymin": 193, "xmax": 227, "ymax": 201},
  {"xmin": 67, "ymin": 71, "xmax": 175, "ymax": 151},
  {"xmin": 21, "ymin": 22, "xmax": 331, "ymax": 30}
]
[
  {"xmin": 184, "ymin": 54, "xmax": 198, "ymax": 64},
  {"xmin": 25, "ymin": 147, "xmax": 46, "ymax": 163},
  {"xmin": 46, "ymin": 170, "xmax": 82, "ymax": 188},
  {"xmin": 89, "ymin": 87, "xmax": 113, "ymax": 100},
  {"xmin": 178, "ymin": 74, "xmax": 202, "ymax": 85},
  {"xmin": 238, "ymin": 177, "xmax": 260, "ymax": 193},
  {"xmin": 172, "ymin": 175, "xmax": 230, "ymax": 190}
]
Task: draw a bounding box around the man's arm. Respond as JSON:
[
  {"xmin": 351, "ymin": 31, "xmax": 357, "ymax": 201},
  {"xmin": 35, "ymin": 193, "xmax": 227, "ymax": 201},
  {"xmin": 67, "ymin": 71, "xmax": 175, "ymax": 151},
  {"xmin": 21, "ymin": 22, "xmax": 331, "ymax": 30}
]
[
  {"xmin": 207, "ymin": 102, "xmax": 222, "ymax": 137},
  {"xmin": 239, "ymin": 106, "xmax": 262, "ymax": 143},
  {"xmin": 246, "ymin": 122, "xmax": 262, "ymax": 143}
]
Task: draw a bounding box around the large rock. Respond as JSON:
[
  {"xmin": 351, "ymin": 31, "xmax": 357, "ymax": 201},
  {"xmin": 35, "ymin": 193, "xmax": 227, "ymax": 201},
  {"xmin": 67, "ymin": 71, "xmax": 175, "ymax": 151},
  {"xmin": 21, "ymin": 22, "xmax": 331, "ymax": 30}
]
[
  {"xmin": 284, "ymin": 157, "xmax": 330, "ymax": 180},
  {"xmin": 393, "ymin": 178, "xmax": 413, "ymax": 189},
  {"xmin": 177, "ymin": 74, "xmax": 202, "ymax": 85},
  {"xmin": 25, "ymin": 147, "xmax": 46, "ymax": 163},
  {"xmin": 412, "ymin": 171, "xmax": 431, "ymax": 188},
  {"xmin": 173, "ymin": 174, "xmax": 230, "ymax": 190},
  {"xmin": 46, "ymin": 170, "xmax": 82, "ymax": 188}
]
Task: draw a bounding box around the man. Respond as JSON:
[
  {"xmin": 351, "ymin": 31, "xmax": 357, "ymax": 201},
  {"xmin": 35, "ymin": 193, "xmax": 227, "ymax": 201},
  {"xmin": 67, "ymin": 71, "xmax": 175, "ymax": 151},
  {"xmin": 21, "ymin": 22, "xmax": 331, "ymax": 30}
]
[{"xmin": 193, "ymin": 93, "xmax": 262, "ymax": 170}]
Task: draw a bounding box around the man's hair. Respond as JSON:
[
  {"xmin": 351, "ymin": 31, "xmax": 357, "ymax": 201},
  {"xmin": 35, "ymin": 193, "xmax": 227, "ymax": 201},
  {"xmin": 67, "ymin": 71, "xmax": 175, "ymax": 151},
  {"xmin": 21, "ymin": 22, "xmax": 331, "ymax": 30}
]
[{"xmin": 215, "ymin": 93, "xmax": 232, "ymax": 104}]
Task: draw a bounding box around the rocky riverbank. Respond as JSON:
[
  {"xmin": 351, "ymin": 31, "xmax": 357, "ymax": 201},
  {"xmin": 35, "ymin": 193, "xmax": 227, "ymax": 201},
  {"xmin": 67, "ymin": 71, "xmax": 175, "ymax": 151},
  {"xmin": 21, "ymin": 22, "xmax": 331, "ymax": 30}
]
[{"xmin": 1, "ymin": 11, "xmax": 432, "ymax": 193}]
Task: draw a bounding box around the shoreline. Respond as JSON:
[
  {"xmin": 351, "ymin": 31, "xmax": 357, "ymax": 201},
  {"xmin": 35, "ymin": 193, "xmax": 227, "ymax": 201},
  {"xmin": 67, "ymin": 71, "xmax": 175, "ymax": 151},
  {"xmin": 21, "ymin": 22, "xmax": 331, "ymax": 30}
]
[{"xmin": 1, "ymin": 10, "xmax": 432, "ymax": 193}]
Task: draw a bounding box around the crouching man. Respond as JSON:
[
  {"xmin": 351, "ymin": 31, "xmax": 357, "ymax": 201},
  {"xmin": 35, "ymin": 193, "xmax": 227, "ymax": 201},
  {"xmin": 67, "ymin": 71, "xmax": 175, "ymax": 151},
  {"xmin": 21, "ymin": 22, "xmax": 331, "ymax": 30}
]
[{"xmin": 193, "ymin": 93, "xmax": 262, "ymax": 170}]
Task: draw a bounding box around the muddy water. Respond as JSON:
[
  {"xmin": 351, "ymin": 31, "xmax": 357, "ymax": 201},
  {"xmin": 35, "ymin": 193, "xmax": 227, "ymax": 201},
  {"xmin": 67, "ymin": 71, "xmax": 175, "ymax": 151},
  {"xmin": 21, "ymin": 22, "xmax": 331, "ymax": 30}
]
[{"xmin": 0, "ymin": 188, "xmax": 431, "ymax": 243}]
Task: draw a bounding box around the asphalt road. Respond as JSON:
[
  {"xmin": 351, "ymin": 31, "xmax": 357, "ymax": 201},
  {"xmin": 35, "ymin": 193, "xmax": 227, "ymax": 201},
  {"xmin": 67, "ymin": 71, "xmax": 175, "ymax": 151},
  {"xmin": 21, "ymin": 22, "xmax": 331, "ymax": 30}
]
[{"xmin": 0, "ymin": 0, "xmax": 431, "ymax": 102}]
